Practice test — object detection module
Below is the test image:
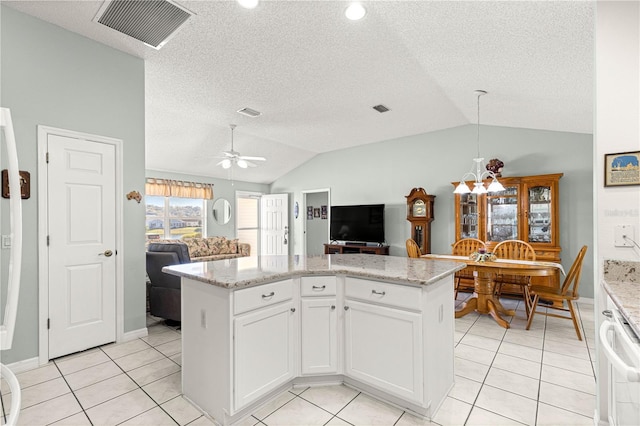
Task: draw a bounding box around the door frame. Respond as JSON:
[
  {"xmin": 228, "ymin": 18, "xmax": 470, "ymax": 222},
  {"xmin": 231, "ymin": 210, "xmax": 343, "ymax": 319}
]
[
  {"xmin": 301, "ymin": 188, "xmax": 331, "ymax": 256},
  {"xmin": 37, "ymin": 125, "xmax": 124, "ymax": 364}
]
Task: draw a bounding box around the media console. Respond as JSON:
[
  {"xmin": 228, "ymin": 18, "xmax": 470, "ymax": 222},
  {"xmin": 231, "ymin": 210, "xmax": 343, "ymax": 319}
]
[{"xmin": 324, "ymin": 243, "xmax": 389, "ymax": 255}]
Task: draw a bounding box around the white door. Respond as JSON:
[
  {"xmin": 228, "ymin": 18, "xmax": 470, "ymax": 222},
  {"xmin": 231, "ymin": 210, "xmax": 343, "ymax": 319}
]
[
  {"xmin": 301, "ymin": 298, "xmax": 338, "ymax": 375},
  {"xmin": 234, "ymin": 301, "xmax": 296, "ymax": 410},
  {"xmin": 260, "ymin": 193, "xmax": 289, "ymax": 255},
  {"xmin": 47, "ymin": 134, "xmax": 117, "ymax": 359},
  {"xmin": 344, "ymin": 299, "xmax": 423, "ymax": 403}
]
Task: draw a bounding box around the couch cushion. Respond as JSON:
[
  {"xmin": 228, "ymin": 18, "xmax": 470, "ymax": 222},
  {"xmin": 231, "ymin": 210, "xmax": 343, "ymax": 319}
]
[
  {"xmin": 205, "ymin": 237, "xmax": 226, "ymax": 255},
  {"xmin": 183, "ymin": 238, "xmax": 210, "ymax": 258}
]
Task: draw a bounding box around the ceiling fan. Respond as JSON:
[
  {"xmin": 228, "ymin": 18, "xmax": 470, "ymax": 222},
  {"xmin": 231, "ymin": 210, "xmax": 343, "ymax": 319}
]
[{"xmin": 216, "ymin": 124, "xmax": 266, "ymax": 169}]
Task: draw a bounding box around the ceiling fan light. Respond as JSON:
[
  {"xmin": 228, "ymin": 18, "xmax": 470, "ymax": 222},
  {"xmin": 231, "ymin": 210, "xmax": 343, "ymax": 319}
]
[
  {"xmin": 237, "ymin": 159, "xmax": 248, "ymax": 168},
  {"xmin": 221, "ymin": 159, "xmax": 232, "ymax": 169}
]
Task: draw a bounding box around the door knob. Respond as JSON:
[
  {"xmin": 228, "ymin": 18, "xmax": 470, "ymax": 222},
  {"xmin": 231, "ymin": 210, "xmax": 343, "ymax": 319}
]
[{"xmin": 99, "ymin": 250, "xmax": 113, "ymax": 257}]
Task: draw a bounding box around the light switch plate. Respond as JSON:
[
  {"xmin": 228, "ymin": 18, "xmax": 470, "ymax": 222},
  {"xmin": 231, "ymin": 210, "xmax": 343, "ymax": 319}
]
[
  {"xmin": 1, "ymin": 235, "xmax": 11, "ymax": 249},
  {"xmin": 614, "ymin": 225, "xmax": 635, "ymax": 247}
]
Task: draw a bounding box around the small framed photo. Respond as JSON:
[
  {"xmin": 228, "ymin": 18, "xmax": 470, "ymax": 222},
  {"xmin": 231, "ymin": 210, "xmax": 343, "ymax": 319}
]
[
  {"xmin": 314, "ymin": 208, "xmax": 321, "ymax": 218},
  {"xmin": 307, "ymin": 206, "xmax": 313, "ymax": 220},
  {"xmin": 605, "ymin": 151, "xmax": 640, "ymax": 187},
  {"xmin": 321, "ymin": 205, "xmax": 327, "ymax": 219}
]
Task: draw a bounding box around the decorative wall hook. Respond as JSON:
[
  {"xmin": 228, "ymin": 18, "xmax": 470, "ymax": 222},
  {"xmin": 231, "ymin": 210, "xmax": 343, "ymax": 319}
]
[{"xmin": 126, "ymin": 190, "xmax": 142, "ymax": 203}]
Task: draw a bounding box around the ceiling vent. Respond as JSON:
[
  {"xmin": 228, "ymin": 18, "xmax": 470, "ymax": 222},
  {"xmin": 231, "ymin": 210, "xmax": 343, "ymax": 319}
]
[
  {"xmin": 373, "ymin": 104, "xmax": 390, "ymax": 113},
  {"xmin": 237, "ymin": 107, "xmax": 262, "ymax": 118},
  {"xmin": 94, "ymin": 0, "xmax": 193, "ymax": 50}
]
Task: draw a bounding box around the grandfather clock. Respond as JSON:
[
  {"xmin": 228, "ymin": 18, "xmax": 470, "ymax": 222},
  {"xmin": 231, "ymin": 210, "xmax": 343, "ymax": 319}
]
[{"xmin": 406, "ymin": 188, "xmax": 435, "ymax": 254}]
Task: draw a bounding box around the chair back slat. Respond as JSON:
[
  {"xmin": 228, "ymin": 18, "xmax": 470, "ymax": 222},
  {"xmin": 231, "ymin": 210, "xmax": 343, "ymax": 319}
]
[
  {"xmin": 406, "ymin": 239, "xmax": 421, "ymax": 258},
  {"xmin": 561, "ymin": 245, "xmax": 588, "ymax": 297},
  {"xmin": 494, "ymin": 240, "xmax": 536, "ymax": 261},
  {"xmin": 452, "ymin": 238, "xmax": 486, "ymax": 256}
]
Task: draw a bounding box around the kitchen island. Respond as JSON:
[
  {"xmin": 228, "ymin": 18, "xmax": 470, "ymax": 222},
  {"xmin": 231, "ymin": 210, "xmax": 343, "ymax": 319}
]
[{"xmin": 164, "ymin": 254, "xmax": 464, "ymax": 426}]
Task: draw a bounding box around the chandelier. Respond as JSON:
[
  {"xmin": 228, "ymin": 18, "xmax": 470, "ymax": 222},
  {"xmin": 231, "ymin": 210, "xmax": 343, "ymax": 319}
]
[{"xmin": 453, "ymin": 90, "xmax": 505, "ymax": 195}]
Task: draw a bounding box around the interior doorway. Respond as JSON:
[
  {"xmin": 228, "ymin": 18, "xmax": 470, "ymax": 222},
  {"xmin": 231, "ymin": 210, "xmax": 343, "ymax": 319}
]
[{"xmin": 302, "ymin": 189, "xmax": 330, "ymax": 256}]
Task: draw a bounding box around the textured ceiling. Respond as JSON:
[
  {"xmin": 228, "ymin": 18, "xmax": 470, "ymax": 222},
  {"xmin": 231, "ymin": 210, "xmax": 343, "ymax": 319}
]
[{"xmin": 5, "ymin": 0, "xmax": 594, "ymax": 184}]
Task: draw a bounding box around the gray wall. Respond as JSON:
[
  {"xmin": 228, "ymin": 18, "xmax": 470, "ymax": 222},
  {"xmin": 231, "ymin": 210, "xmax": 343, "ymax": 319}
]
[
  {"xmin": 146, "ymin": 170, "xmax": 270, "ymax": 240},
  {"xmin": 271, "ymin": 124, "xmax": 595, "ymax": 298},
  {"xmin": 305, "ymin": 192, "xmax": 329, "ymax": 255},
  {"xmin": 1, "ymin": 6, "xmax": 146, "ymax": 363}
]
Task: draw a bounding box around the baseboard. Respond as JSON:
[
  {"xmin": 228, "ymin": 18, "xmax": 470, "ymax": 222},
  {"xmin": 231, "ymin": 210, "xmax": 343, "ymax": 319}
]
[
  {"xmin": 4, "ymin": 356, "xmax": 40, "ymax": 374},
  {"xmin": 122, "ymin": 327, "xmax": 148, "ymax": 342},
  {"xmin": 579, "ymin": 297, "xmax": 594, "ymax": 305}
]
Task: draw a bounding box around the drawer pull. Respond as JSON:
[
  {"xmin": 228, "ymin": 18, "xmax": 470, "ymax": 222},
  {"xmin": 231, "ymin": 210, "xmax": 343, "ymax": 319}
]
[
  {"xmin": 344, "ymin": 306, "xmax": 350, "ymax": 311},
  {"xmin": 371, "ymin": 290, "xmax": 386, "ymax": 296},
  {"xmin": 312, "ymin": 285, "xmax": 326, "ymax": 291},
  {"xmin": 331, "ymin": 305, "xmax": 336, "ymax": 310},
  {"xmin": 290, "ymin": 308, "xmax": 296, "ymax": 313},
  {"xmin": 262, "ymin": 292, "xmax": 275, "ymax": 299}
]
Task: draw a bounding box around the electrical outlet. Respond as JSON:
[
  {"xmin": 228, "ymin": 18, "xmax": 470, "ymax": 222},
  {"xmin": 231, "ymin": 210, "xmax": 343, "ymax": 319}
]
[
  {"xmin": 1, "ymin": 235, "xmax": 11, "ymax": 249},
  {"xmin": 614, "ymin": 225, "xmax": 635, "ymax": 247}
]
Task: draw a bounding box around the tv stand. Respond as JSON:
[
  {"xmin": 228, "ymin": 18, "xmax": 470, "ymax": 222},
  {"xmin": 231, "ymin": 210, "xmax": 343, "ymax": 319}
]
[{"xmin": 324, "ymin": 243, "xmax": 389, "ymax": 256}]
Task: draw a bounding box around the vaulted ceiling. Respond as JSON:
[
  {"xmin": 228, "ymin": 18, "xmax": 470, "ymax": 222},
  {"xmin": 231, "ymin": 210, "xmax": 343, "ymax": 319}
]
[{"xmin": 5, "ymin": 1, "xmax": 594, "ymax": 184}]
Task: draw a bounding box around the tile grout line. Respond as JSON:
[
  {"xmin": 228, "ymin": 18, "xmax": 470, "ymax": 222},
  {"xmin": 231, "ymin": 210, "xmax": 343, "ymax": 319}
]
[{"xmin": 51, "ymin": 358, "xmax": 94, "ymax": 426}]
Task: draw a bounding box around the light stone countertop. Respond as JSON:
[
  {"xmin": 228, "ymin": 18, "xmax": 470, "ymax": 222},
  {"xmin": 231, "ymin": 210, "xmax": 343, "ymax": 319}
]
[
  {"xmin": 163, "ymin": 254, "xmax": 466, "ymax": 290},
  {"xmin": 602, "ymin": 260, "xmax": 640, "ymax": 337}
]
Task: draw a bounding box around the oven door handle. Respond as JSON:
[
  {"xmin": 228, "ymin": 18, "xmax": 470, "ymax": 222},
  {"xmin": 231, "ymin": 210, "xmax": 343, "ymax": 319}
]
[{"xmin": 599, "ymin": 319, "xmax": 640, "ymax": 382}]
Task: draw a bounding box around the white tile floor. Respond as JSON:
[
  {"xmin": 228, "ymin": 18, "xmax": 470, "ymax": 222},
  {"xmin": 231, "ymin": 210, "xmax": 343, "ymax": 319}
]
[{"xmin": 1, "ymin": 293, "xmax": 597, "ymax": 426}]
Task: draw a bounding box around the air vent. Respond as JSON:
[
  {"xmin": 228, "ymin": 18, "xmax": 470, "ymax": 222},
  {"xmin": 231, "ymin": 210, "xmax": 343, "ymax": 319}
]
[
  {"xmin": 373, "ymin": 104, "xmax": 390, "ymax": 113},
  {"xmin": 237, "ymin": 107, "xmax": 262, "ymax": 118},
  {"xmin": 94, "ymin": 0, "xmax": 193, "ymax": 50}
]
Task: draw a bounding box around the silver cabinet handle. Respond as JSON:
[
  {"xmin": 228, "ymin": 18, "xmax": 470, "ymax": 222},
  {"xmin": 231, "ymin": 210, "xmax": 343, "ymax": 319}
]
[
  {"xmin": 344, "ymin": 306, "xmax": 349, "ymax": 310},
  {"xmin": 371, "ymin": 290, "xmax": 386, "ymax": 296},
  {"xmin": 98, "ymin": 250, "xmax": 113, "ymax": 257},
  {"xmin": 312, "ymin": 285, "xmax": 326, "ymax": 290},
  {"xmin": 291, "ymin": 308, "xmax": 296, "ymax": 313},
  {"xmin": 262, "ymin": 292, "xmax": 275, "ymax": 299}
]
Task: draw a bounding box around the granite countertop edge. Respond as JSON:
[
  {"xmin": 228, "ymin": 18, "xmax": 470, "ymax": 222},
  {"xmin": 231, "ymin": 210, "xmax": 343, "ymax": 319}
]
[
  {"xmin": 602, "ymin": 279, "xmax": 640, "ymax": 337},
  {"xmin": 163, "ymin": 257, "xmax": 466, "ymax": 290}
]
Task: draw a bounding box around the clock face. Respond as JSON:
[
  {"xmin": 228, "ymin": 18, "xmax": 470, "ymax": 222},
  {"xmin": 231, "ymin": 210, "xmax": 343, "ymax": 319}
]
[{"xmin": 412, "ymin": 200, "xmax": 426, "ymax": 217}]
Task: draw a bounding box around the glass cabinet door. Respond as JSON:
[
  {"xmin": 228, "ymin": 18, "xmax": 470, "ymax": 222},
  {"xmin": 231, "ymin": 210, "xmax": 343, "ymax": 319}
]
[
  {"xmin": 459, "ymin": 193, "xmax": 479, "ymax": 239},
  {"xmin": 486, "ymin": 186, "xmax": 519, "ymax": 242},
  {"xmin": 527, "ymin": 185, "xmax": 553, "ymax": 243}
]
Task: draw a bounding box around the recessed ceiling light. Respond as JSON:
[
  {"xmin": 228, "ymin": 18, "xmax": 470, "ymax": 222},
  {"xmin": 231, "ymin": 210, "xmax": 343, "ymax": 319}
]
[
  {"xmin": 237, "ymin": 107, "xmax": 262, "ymax": 118},
  {"xmin": 237, "ymin": 0, "xmax": 259, "ymax": 9},
  {"xmin": 345, "ymin": 3, "xmax": 366, "ymax": 21}
]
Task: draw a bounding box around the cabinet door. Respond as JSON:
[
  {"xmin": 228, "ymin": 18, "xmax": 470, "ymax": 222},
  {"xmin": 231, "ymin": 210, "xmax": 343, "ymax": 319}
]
[
  {"xmin": 301, "ymin": 298, "xmax": 338, "ymax": 375},
  {"xmin": 456, "ymin": 193, "xmax": 481, "ymax": 240},
  {"xmin": 486, "ymin": 184, "xmax": 520, "ymax": 243},
  {"xmin": 344, "ymin": 299, "xmax": 423, "ymax": 403},
  {"xmin": 234, "ymin": 301, "xmax": 296, "ymax": 410},
  {"xmin": 523, "ymin": 180, "xmax": 558, "ymax": 247}
]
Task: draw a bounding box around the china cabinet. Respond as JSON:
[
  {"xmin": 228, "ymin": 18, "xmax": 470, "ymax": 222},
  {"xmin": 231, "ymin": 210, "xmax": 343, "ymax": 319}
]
[
  {"xmin": 405, "ymin": 188, "xmax": 436, "ymax": 254},
  {"xmin": 452, "ymin": 173, "xmax": 563, "ymax": 293}
]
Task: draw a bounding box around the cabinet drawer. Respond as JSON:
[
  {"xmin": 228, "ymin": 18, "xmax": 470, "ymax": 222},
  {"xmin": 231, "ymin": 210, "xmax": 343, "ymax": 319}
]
[
  {"xmin": 345, "ymin": 277, "xmax": 421, "ymax": 311},
  {"xmin": 234, "ymin": 280, "xmax": 293, "ymax": 315},
  {"xmin": 301, "ymin": 276, "xmax": 337, "ymax": 297}
]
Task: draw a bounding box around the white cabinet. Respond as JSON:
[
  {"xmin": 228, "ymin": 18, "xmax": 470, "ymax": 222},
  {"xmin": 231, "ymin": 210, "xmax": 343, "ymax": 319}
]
[
  {"xmin": 344, "ymin": 299, "xmax": 423, "ymax": 404},
  {"xmin": 233, "ymin": 281, "xmax": 297, "ymax": 411},
  {"xmin": 300, "ymin": 276, "xmax": 338, "ymax": 375}
]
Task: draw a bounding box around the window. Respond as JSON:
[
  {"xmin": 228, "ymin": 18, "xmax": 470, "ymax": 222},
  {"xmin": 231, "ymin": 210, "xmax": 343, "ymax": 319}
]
[
  {"xmin": 145, "ymin": 195, "xmax": 205, "ymax": 241},
  {"xmin": 236, "ymin": 192, "xmax": 261, "ymax": 256}
]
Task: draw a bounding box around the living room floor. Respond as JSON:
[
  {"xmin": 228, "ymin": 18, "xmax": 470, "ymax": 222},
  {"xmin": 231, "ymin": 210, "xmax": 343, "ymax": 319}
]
[{"xmin": 1, "ymin": 293, "xmax": 596, "ymax": 426}]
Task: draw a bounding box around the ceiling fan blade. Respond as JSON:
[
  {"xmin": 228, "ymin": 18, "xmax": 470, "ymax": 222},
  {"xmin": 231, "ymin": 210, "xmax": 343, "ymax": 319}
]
[
  {"xmin": 223, "ymin": 151, "xmax": 236, "ymax": 158},
  {"xmin": 239, "ymin": 155, "xmax": 266, "ymax": 161},
  {"xmin": 245, "ymin": 160, "xmax": 258, "ymax": 167}
]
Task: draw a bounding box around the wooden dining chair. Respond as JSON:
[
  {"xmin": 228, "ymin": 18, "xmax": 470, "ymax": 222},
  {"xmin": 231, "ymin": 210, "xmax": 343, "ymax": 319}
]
[
  {"xmin": 406, "ymin": 239, "xmax": 421, "ymax": 258},
  {"xmin": 526, "ymin": 245, "xmax": 588, "ymax": 340},
  {"xmin": 451, "ymin": 238, "xmax": 486, "ymax": 298},
  {"xmin": 493, "ymin": 239, "xmax": 536, "ymax": 315}
]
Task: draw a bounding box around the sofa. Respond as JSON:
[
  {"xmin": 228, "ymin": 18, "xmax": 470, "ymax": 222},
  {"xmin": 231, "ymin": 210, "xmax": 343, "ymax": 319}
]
[{"xmin": 146, "ymin": 237, "xmax": 251, "ymax": 322}]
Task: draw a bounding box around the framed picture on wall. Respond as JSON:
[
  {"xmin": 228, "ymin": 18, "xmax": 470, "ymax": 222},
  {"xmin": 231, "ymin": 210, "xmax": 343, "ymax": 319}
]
[
  {"xmin": 605, "ymin": 151, "xmax": 640, "ymax": 187},
  {"xmin": 314, "ymin": 208, "xmax": 321, "ymax": 218},
  {"xmin": 307, "ymin": 206, "xmax": 313, "ymax": 220},
  {"xmin": 321, "ymin": 205, "xmax": 327, "ymax": 219}
]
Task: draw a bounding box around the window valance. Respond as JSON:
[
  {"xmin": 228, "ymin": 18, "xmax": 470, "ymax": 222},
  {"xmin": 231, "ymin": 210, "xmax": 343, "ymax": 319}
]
[{"xmin": 145, "ymin": 178, "xmax": 214, "ymax": 200}]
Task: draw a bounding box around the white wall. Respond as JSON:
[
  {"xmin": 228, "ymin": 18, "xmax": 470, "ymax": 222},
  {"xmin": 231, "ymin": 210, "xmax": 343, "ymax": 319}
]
[
  {"xmin": 305, "ymin": 192, "xmax": 329, "ymax": 255},
  {"xmin": 272, "ymin": 124, "xmax": 594, "ymax": 297}
]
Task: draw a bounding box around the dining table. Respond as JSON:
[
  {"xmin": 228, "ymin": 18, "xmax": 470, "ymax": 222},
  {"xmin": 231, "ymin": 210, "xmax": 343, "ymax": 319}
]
[{"xmin": 421, "ymin": 254, "xmax": 565, "ymax": 328}]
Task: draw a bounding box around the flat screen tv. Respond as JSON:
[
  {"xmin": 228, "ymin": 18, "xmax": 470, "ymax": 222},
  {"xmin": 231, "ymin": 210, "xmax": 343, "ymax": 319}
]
[{"xmin": 330, "ymin": 204, "xmax": 385, "ymax": 244}]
